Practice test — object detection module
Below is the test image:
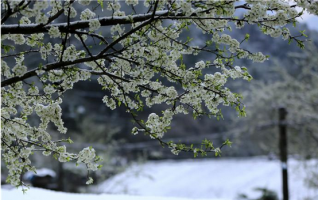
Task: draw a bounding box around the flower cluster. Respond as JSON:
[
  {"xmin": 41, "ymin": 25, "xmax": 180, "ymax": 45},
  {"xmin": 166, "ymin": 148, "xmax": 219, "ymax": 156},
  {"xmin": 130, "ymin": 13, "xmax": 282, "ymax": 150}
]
[
  {"xmin": 48, "ymin": 26, "xmax": 61, "ymax": 38},
  {"xmin": 63, "ymin": 45, "xmax": 78, "ymax": 61},
  {"xmin": 77, "ymin": 147, "xmax": 99, "ymax": 171},
  {"xmin": 125, "ymin": 0, "xmax": 138, "ymax": 6},
  {"xmin": 80, "ymin": 8, "xmax": 95, "ymax": 20},
  {"xmin": 89, "ymin": 19, "xmax": 101, "ymax": 32}
]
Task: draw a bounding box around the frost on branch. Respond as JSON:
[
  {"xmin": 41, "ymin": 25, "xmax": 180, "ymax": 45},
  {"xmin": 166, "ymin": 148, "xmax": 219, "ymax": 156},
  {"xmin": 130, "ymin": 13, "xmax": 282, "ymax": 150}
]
[{"xmin": 1, "ymin": 0, "xmax": 317, "ymax": 189}]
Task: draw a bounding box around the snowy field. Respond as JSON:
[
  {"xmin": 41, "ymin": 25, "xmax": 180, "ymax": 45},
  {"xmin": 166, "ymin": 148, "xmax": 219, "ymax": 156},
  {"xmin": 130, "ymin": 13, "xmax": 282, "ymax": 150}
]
[
  {"xmin": 2, "ymin": 157, "xmax": 318, "ymax": 200},
  {"xmin": 1, "ymin": 187, "xmax": 219, "ymax": 200},
  {"xmin": 97, "ymin": 157, "xmax": 318, "ymax": 200}
]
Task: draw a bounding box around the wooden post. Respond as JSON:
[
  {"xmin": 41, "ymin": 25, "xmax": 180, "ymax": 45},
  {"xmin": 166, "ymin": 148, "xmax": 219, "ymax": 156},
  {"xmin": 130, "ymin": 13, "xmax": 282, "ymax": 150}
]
[
  {"xmin": 279, "ymin": 107, "xmax": 288, "ymax": 200},
  {"xmin": 58, "ymin": 162, "xmax": 64, "ymax": 191}
]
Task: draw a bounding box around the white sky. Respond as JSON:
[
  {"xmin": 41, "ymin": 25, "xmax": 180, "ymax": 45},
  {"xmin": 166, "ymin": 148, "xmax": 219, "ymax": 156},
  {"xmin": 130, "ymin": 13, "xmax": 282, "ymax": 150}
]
[
  {"xmin": 295, "ymin": 5, "xmax": 318, "ymax": 30},
  {"xmin": 298, "ymin": 14, "xmax": 318, "ymax": 31}
]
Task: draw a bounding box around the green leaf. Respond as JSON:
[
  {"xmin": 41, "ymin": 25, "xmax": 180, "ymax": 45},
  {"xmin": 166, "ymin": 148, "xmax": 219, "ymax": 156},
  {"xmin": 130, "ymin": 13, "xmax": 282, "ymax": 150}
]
[
  {"xmin": 98, "ymin": 0, "xmax": 104, "ymax": 11},
  {"xmin": 67, "ymin": 137, "xmax": 73, "ymax": 144},
  {"xmin": 245, "ymin": 34, "xmax": 250, "ymax": 41},
  {"xmin": 223, "ymin": 139, "xmax": 233, "ymax": 147},
  {"xmin": 1, "ymin": 44, "xmax": 15, "ymax": 53},
  {"xmin": 214, "ymin": 148, "xmax": 221, "ymax": 157},
  {"xmin": 53, "ymin": 153, "xmax": 58, "ymax": 160},
  {"xmin": 300, "ymin": 30, "xmax": 308, "ymax": 38}
]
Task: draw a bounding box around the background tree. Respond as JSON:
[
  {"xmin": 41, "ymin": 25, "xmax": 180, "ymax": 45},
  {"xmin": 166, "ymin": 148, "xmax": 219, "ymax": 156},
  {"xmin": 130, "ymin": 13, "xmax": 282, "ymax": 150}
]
[
  {"xmin": 1, "ymin": 0, "xmax": 318, "ymax": 189},
  {"xmin": 237, "ymin": 43, "xmax": 318, "ymax": 157},
  {"xmin": 234, "ymin": 43, "xmax": 318, "ymax": 193}
]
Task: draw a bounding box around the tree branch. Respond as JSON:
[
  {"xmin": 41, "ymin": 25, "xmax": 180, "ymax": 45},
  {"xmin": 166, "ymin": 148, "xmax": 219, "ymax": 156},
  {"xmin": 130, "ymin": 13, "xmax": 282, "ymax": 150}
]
[{"xmin": 1, "ymin": 10, "xmax": 169, "ymax": 35}]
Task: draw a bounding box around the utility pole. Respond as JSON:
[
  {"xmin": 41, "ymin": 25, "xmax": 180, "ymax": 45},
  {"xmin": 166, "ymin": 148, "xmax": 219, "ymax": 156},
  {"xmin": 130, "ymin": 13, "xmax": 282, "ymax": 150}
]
[{"xmin": 279, "ymin": 107, "xmax": 288, "ymax": 200}]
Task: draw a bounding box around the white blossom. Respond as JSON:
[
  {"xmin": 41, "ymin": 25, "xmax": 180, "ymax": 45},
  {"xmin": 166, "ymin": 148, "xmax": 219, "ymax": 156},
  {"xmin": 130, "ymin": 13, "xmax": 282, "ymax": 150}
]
[
  {"xmin": 89, "ymin": 19, "xmax": 101, "ymax": 32},
  {"xmin": 48, "ymin": 26, "xmax": 61, "ymax": 38},
  {"xmin": 80, "ymin": 8, "xmax": 95, "ymax": 20}
]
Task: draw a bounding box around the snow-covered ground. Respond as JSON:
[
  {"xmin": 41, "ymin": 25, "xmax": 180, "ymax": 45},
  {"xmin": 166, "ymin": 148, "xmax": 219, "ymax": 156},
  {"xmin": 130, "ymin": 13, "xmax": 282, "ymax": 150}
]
[
  {"xmin": 1, "ymin": 187, "xmax": 221, "ymax": 200},
  {"xmin": 2, "ymin": 157, "xmax": 317, "ymax": 200},
  {"xmin": 97, "ymin": 157, "xmax": 318, "ymax": 200}
]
